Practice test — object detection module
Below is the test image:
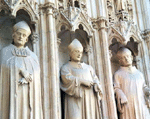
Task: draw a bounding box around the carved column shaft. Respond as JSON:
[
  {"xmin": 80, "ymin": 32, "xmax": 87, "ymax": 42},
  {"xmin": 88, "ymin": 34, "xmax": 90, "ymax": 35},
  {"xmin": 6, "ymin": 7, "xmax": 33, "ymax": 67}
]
[
  {"xmin": 46, "ymin": 3, "xmax": 60, "ymax": 119},
  {"xmin": 142, "ymin": 30, "xmax": 150, "ymax": 86},
  {"xmin": 93, "ymin": 17, "xmax": 118, "ymax": 119},
  {"xmin": 39, "ymin": 2, "xmax": 61, "ymax": 119},
  {"xmin": 141, "ymin": 0, "xmax": 150, "ymax": 30},
  {"xmin": 92, "ymin": 29, "xmax": 109, "ymax": 119},
  {"xmin": 39, "ymin": 8, "xmax": 50, "ymax": 119}
]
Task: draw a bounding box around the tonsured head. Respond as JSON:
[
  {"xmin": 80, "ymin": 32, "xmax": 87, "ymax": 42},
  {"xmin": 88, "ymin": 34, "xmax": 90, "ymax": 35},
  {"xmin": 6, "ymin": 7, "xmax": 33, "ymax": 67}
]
[
  {"xmin": 68, "ymin": 39, "xmax": 83, "ymax": 62},
  {"xmin": 117, "ymin": 47, "xmax": 133, "ymax": 67}
]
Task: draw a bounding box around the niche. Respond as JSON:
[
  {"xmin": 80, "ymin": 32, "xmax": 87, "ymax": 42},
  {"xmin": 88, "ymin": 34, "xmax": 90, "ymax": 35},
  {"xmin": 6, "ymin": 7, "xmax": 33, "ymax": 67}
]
[
  {"xmin": 109, "ymin": 37, "xmax": 138, "ymax": 74},
  {"xmin": 0, "ymin": 9, "xmax": 34, "ymax": 51},
  {"xmin": 74, "ymin": 1, "xmax": 80, "ymax": 8},
  {"xmin": 58, "ymin": 24, "xmax": 89, "ymax": 68}
]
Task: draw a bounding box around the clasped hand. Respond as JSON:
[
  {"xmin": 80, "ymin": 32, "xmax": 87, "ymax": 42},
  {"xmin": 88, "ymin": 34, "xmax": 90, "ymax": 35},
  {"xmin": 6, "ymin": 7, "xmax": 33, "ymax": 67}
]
[
  {"xmin": 18, "ymin": 68, "xmax": 32, "ymax": 84},
  {"xmin": 80, "ymin": 79, "xmax": 94, "ymax": 88},
  {"xmin": 80, "ymin": 79, "xmax": 101, "ymax": 89}
]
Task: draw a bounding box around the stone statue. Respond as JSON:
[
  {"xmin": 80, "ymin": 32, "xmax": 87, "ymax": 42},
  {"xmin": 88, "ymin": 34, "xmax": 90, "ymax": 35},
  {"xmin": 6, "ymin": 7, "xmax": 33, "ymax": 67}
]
[
  {"xmin": 114, "ymin": 0, "xmax": 127, "ymax": 12},
  {"xmin": 60, "ymin": 39, "xmax": 102, "ymax": 119},
  {"xmin": 0, "ymin": 21, "xmax": 43, "ymax": 119},
  {"xmin": 113, "ymin": 47, "xmax": 150, "ymax": 119}
]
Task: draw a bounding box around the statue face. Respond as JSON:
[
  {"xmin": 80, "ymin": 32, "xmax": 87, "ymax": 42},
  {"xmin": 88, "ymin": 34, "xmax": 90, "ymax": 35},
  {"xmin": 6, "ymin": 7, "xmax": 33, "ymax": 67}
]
[
  {"xmin": 13, "ymin": 29, "xmax": 29, "ymax": 48},
  {"xmin": 70, "ymin": 49, "xmax": 83, "ymax": 62},
  {"xmin": 118, "ymin": 51, "xmax": 133, "ymax": 67}
]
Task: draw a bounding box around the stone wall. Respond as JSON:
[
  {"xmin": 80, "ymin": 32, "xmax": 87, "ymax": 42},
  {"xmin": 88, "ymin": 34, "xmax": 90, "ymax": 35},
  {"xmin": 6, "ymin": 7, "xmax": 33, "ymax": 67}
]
[{"xmin": 0, "ymin": 0, "xmax": 150, "ymax": 118}]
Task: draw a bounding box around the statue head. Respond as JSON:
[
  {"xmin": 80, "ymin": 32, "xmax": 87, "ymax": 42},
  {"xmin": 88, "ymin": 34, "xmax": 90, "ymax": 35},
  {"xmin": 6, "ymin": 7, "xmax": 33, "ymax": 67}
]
[
  {"xmin": 12, "ymin": 21, "xmax": 31, "ymax": 48},
  {"xmin": 68, "ymin": 39, "xmax": 83, "ymax": 62},
  {"xmin": 117, "ymin": 47, "xmax": 133, "ymax": 67}
]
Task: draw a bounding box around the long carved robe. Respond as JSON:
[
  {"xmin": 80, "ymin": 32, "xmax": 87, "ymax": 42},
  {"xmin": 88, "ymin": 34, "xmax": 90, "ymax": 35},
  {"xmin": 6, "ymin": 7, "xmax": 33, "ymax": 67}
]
[
  {"xmin": 60, "ymin": 61, "xmax": 102, "ymax": 119},
  {"xmin": 114, "ymin": 66, "xmax": 150, "ymax": 119},
  {"xmin": 0, "ymin": 44, "xmax": 43, "ymax": 119}
]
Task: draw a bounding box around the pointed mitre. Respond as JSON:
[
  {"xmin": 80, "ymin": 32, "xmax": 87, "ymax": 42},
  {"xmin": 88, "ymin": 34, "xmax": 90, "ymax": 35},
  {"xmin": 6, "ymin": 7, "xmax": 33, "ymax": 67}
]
[
  {"xmin": 68, "ymin": 39, "xmax": 83, "ymax": 52},
  {"xmin": 13, "ymin": 21, "xmax": 31, "ymax": 35}
]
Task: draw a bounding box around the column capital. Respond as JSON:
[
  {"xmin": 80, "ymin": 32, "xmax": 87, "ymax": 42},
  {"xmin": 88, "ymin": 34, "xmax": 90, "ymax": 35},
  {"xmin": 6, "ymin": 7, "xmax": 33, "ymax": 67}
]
[
  {"xmin": 91, "ymin": 17, "xmax": 108, "ymax": 31},
  {"xmin": 31, "ymin": 33, "xmax": 39, "ymax": 44},
  {"xmin": 39, "ymin": 2, "xmax": 55, "ymax": 15}
]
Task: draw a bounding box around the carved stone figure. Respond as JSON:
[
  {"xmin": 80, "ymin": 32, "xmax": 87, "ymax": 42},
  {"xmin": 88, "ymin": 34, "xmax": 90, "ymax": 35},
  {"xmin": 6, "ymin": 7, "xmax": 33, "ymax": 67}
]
[
  {"xmin": 114, "ymin": 0, "xmax": 127, "ymax": 12},
  {"xmin": 0, "ymin": 21, "xmax": 43, "ymax": 119},
  {"xmin": 60, "ymin": 39, "xmax": 102, "ymax": 119},
  {"xmin": 113, "ymin": 47, "xmax": 150, "ymax": 119}
]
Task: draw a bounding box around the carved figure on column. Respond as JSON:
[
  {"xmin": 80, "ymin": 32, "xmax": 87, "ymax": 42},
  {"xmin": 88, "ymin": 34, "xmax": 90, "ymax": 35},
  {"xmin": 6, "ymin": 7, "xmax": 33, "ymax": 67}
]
[
  {"xmin": 60, "ymin": 39, "xmax": 102, "ymax": 119},
  {"xmin": 113, "ymin": 47, "xmax": 150, "ymax": 119},
  {"xmin": 114, "ymin": 0, "xmax": 127, "ymax": 12},
  {"xmin": 0, "ymin": 21, "xmax": 43, "ymax": 119}
]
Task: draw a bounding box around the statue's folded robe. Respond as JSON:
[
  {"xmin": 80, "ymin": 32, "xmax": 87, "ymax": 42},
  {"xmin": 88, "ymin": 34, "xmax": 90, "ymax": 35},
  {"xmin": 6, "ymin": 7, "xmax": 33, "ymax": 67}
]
[{"xmin": 0, "ymin": 44, "xmax": 43, "ymax": 119}]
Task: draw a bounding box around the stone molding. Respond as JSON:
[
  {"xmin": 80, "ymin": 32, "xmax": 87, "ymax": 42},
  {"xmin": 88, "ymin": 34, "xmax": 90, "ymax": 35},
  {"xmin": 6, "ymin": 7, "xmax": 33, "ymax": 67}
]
[
  {"xmin": 39, "ymin": 2, "xmax": 59, "ymax": 18},
  {"xmin": 108, "ymin": 21, "xmax": 142, "ymax": 45},
  {"xmin": 56, "ymin": 7, "xmax": 93, "ymax": 37},
  {"xmin": 141, "ymin": 29, "xmax": 150, "ymax": 42},
  {"xmin": 106, "ymin": 0, "xmax": 133, "ymax": 23},
  {"xmin": 91, "ymin": 17, "xmax": 108, "ymax": 31},
  {"xmin": 31, "ymin": 33, "xmax": 39, "ymax": 44},
  {"xmin": 1, "ymin": 0, "xmax": 39, "ymax": 23}
]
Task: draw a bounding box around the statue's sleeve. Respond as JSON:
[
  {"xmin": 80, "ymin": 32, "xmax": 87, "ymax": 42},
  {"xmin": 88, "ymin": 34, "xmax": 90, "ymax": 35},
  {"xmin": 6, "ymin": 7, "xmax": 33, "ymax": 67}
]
[
  {"xmin": 90, "ymin": 66, "xmax": 99, "ymax": 81},
  {"xmin": 140, "ymin": 73, "xmax": 150, "ymax": 108},
  {"xmin": 142, "ymin": 73, "xmax": 150, "ymax": 96},
  {"xmin": 90, "ymin": 66, "xmax": 102, "ymax": 94},
  {"xmin": 114, "ymin": 72, "xmax": 126, "ymax": 96},
  {"xmin": 113, "ymin": 73, "xmax": 121, "ymax": 91},
  {"xmin": 114, "ymin": 72, "xmax": 127, "ymax": 113},
  {"xmin": 60, "ymin": 65, "xmax": 82, "ymax": 98}
]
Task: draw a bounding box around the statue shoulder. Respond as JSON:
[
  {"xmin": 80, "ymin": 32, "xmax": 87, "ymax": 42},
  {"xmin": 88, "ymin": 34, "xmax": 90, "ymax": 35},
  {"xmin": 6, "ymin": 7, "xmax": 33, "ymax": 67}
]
[
  {"xmin": 114, "ymin": 67, "xmax": 123, "ymax": 77},
  {"xmin": 0, "ymin": 44, "xmax": 13, "ymax": 54},
  {"xmin": 26, "ymin": 48, "xmax": 39, "ymax": 61},
  {"xmin": 82, "ymin": 62, "xmax": 93, "ymax": 69},
  {"xmin": 0, "ymin": 45, "xmax": 14, "ymax": 62},
  {"xmin": 61, "ymin": 62, "xmax": 70, "ymax": 70},
  {"xmin": 135, "ymin": 68, "xmax": 144, "ymax": 78}
]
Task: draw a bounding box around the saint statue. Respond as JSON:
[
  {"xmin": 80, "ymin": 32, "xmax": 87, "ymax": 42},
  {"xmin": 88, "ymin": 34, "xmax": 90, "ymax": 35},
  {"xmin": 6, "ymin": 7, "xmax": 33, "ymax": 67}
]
[
  {"xmin": 114, "ymin": 0, "xmax": 127, "ymax": 12},
  {"xmin": 0, "ymin": 21, "xmax": 43, "ymax": 119},
  {"xmin": 114, "ymin": 47, "xmax": 150, "ymax": 119},
  {"xmin": 60, "ymin": 39, "xmax": 102, "ymax": 119}
]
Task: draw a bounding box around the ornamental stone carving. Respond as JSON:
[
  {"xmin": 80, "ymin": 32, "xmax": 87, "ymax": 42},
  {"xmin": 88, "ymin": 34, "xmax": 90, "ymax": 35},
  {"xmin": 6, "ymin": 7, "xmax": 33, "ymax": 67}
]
[{"xmin": 1, "ymin": 0, "xmax": 38, "ymax": 23}]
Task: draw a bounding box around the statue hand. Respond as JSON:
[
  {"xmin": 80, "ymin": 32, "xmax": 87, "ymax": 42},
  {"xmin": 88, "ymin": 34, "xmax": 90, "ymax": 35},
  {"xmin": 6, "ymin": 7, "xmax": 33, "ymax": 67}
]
[
  {"xmin": 116, "ymin": 89, "xmax": 127, "ymax": 113},
  {"xmin": 80, "ymin": 80, "xmax": 93, "ymax": 88},
  {"xmin": 93, "ymin": 80, "xmax": 103, "ymax": 94},
  {"xmin": 18, "ymin": 78, "xmax": 28, "ymax": 84},
  {"xmin": 116, "ymin": 89, "xmax": 128, "ymax": 105},
  {"xmin": 120, "ymin": 95, "xmax": 128, "ymax": 104},
  {"xmin": 19, "ymin": 68, "xmax": 32, "ymax": 82}
]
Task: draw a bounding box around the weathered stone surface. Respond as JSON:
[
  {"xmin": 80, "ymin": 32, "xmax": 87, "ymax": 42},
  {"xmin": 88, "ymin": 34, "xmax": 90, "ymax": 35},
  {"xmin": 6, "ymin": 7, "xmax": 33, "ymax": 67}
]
[{"xmin": 0, "ymin": 0, "xmax": 150, "ymax": 119}]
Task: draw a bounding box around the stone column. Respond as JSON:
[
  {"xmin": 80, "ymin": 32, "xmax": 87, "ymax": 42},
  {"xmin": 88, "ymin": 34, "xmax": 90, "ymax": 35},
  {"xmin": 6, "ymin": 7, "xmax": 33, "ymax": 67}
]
[
  {"xmin": 141, "ymin": 0, "xmax": 150, "ymax": 30},
  {"xmin": 39, "ymin": 2, "xmax": 61, "ymax": 119},
  {"xmin": 91, "ymin": 26, "xmax": 109, "ymax": 119},
  {"xmin": 92, "ymin": 17, "xmax": 118, "ymax": 119},
  {"xmin": 142, "ymin": 30, "xmax": 150, "ymax": 86},
  {"xmin": 144, "ymin": 30, "xmax": 150, "ymax": 57},
  {"xmin": 39, "ymin": 7, "xmax": 50, "ymax": 119},
  {"xmin": 45, "ymin": 2, "xmax": 61, "ymax": 119}
]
